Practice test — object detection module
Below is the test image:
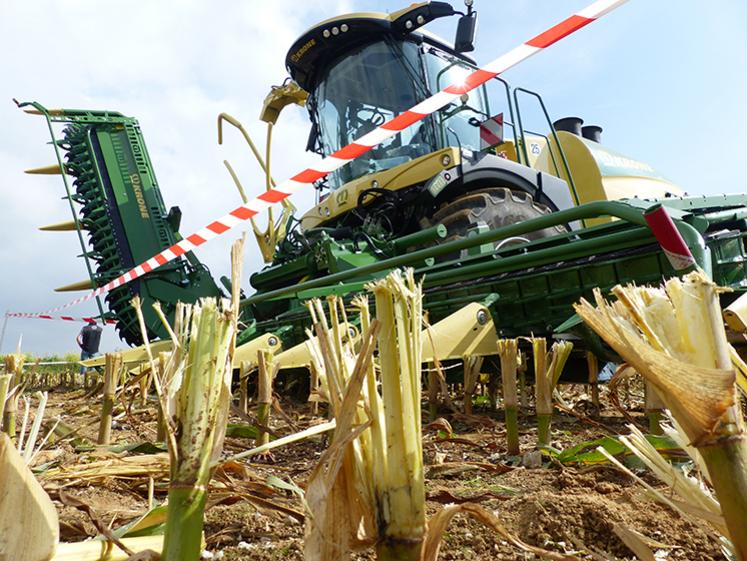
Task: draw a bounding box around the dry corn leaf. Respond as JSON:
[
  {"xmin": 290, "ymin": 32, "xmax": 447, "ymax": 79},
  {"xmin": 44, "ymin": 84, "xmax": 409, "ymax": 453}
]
[
  {"xmin": 611, "ymin": 524, "xmax": 668, "ymax": 561},
  {"xmin": 427, "ymin": 461, "xmax": 512, "ymax": 477},
  {"xmin": 58, "ymin": 490, "xmax": 133, "ymax": 557},
  {"xmin": 424, "ymin": 418, "xmax": 454, "ymax": 439},
  {"xmin": 304, "ymin": 421, "xmax": 372, "ymax": 561},
  {"xmin": 41, "ymin": 453, "xmax": 170, "ymax": 483},
  {"xmin": 122, "ymin": 551, "xmax": 160, "ymax": 561},
  {"xmin": 422, "ymin": 502, "xmax": 581, "ymax": 561},
  {"xmin": 304, "ymin": 322, "xmax": 379, "ymax": 561},
  {"xmin": 208, "ymin": 491, "xmax": 304, "ymax": 522},
  {"xmin": 596, "ymin": 446, "xmax": 727, "ymax": 535},
  {"xmin": 427, "ymin": 488, "xmax": 514, "ymax": 504}
]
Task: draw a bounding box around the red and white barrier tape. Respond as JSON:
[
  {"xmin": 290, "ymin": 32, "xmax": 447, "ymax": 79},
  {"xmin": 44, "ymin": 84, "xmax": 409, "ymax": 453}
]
[
  {"xmin": 27, "ymin": 0, "xmax": 628, "ymax": 318},
  {"xmin": 643, "ymin": 205, "xmax": 696, "ymax": 271},
  {"xmin": 5, "ymin": 312, "xmax": 116, "ymax": 324}
]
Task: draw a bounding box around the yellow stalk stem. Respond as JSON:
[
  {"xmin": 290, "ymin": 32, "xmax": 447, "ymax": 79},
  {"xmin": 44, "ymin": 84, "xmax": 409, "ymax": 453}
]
[
  {"xmin": 257, "ymin": 350, "xmax": 275, "ymax": 446},
  {"xmin": 497, "ymin": 339, "xmax": 520, "ymax": 455},
  {"xmin": 98, "ymin": 353, "xmax": 122, "ymax": 445}
]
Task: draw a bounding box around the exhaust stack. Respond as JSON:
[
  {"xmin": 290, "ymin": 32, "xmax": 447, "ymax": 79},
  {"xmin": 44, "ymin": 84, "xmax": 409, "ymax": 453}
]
[
  {"xmin": 553, "ymin": 117, "xmax": 584, "ymax": 136},
  {"xmin": 582, "ymin": 125, "xmax": 603, "ymax": 143}
]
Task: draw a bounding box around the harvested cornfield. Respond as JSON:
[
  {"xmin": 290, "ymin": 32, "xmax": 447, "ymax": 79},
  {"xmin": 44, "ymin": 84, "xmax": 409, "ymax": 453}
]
[
  {"xmin": 2, "ymin": 269, "xmax": 745, "ymax": 561},
  {"xmin": 5, "ymin": 2, "xmax": 747, "ymax": 561},
  {"xmin": 15, "ymin": 383, "xmax": 729, "ymax": 561}
]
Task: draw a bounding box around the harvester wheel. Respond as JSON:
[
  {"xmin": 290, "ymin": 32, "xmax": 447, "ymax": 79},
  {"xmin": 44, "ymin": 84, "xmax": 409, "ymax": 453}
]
[{"xmin": 426, "ymin": 187, "xmax": 564, "ymax": 258}]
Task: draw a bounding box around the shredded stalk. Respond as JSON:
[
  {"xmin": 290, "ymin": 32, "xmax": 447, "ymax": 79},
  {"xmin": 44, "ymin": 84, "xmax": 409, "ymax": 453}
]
[
  {"xmin": 98, "ymin": 353, "xmax": 122, "ymax": 445},
  {"xmin": 575, "ymin": 271, "xmax": 747, "ymax": 559}
]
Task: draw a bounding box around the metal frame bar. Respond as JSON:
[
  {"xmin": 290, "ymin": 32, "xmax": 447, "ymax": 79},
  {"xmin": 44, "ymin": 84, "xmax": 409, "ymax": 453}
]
[
  {"xmin": 241, "ymin": 200, "xmax": 709, "ymax": 308},
  {"xmin": 18, "ymin": 101, "xmax": 107, "ymax": 320},
  {"xmin": 512, "ymin": 87, "xmax": 580, "ymax": 206}
]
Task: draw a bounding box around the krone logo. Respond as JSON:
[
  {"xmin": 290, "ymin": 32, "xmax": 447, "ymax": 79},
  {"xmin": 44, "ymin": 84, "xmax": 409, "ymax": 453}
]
[{"xmin": 130, "ymin": 173, "xmax": 150, "ymax": 219}]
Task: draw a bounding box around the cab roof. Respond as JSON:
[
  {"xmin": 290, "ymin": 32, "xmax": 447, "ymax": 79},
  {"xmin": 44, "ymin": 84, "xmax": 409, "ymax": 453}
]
[{"xmin": 285, "ymin": 1, "xmax": 472, "ymax": 91}]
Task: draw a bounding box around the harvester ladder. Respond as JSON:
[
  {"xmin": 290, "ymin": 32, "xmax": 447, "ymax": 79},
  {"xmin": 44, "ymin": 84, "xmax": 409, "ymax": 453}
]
[{"xmin": 512, "ymin": 87, "xmax": 580, "ymax": 207}]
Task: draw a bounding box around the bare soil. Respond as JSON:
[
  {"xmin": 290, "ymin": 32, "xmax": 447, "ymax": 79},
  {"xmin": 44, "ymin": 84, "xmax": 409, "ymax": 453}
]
[{"xmin": 30, "ymin": 380, "xmax": 726, "ymax": 561}]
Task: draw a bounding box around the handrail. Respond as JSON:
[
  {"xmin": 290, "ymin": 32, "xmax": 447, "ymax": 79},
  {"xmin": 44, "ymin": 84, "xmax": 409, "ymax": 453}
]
[
  {"xmin": 433, "ymin": 58, "xmax": 521, "ymax": 155},
  {"xmin": 512, "ymin": 87, "xmax": 580, "ymax": 206}
]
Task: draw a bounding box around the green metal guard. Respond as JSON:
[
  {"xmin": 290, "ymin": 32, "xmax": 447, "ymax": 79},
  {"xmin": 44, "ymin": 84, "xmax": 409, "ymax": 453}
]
[
  {"xmin": 17, "ymin": 100, "xmax": 222, "ymax": 344},
  {"xmin": 15, "ymin": 100, "xmax": 109, "ymax": 321},
  {"xmin": 241, "ymin": 199, "xmax": 710, "ymax": 309}
]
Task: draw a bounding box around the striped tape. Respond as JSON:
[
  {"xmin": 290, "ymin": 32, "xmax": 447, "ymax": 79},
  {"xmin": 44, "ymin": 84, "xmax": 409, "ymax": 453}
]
[
  {"xmin": 6, "ymin": 312, "xmax": 116, "ymax": 324},
  {"xmin": 28, "ymin": 0, "xmax": 629, "ymax": 318},
  {"xmin": 643, "ymin": 205, "xmax": 696, "ymax": 271}
]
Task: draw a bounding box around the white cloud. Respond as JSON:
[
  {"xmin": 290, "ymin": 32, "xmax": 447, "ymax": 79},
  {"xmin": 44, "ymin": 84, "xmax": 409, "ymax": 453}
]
[{"xmin": 0, "ymin": 0, "xmax": 350, "ymax": 354}]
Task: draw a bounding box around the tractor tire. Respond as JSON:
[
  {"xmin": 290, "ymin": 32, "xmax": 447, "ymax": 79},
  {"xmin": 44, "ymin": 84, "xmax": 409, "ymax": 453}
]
[{"xmin": 425, "ymin": 187, "xmax": 564, "ymax": 258}]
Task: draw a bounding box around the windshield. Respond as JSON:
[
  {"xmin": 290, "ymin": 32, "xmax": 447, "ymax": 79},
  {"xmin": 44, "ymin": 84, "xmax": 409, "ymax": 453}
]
[
  {"xmin": 423, "ymin": 46, "xmax": 490, "ymax": 151},
  {"xmin": 315, "ymin": 39, "xmax": 437, "ymax": 188}
]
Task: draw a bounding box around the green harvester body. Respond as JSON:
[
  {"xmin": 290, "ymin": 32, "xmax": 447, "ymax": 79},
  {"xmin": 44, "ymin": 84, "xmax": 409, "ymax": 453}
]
[{"xmin": 20, "ymin": 3, "xmax": 747, "ymax": 372}]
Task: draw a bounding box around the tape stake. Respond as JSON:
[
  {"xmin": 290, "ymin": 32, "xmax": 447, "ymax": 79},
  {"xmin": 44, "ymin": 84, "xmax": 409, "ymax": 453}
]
[
  {"xmin": 27, "ymin": 0, "xmax": 630, "ymax": 318},
  {"xmin": 643, "ymin": 204, "xmax": 696, "ymax": 271}
]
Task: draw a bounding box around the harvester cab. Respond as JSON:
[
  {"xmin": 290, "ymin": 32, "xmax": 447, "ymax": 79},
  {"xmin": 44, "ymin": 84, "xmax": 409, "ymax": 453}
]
[{"xmin": 270, "ymin": 0, "xmax": 681, "ymax": 253}]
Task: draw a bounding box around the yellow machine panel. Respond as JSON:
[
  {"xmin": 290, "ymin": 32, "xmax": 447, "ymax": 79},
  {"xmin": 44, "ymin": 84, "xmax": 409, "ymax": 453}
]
[
  {"xmin": 522, "ymin": 135, "xmax": 549, "ymax": 168},
  {"xmin": 301, "ymin": 147, "xmax": 460, "ymax": 230},
  {"xmin": 533, "ymin": 131, "xmax": 682, "ymax": 225},
  {"xmin": 491, "ymin": 140, "xmax": 519, "ymax": 163}
]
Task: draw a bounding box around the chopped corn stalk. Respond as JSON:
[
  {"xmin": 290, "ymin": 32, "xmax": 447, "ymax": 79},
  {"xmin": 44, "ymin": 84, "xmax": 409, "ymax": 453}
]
[
  {"xmin": 497, "ymin": 339, "xmax": 520, "ymax": 455},
  {"xmin": 369, "ymin": 269, "xmax": 425, "ymax": 560},
  {"xmin": 0, "ymin": 374, "xmax": 10, "ymax": 422},
  {"xmin": 532, "ymin": 338, "xmax": 573, "ymax": 446},
  {"xmin": 256, "ymin": 350, "xmax": 276, "ymax": 446},
  {"xmin": 304, "ymin": 269, "xmax": 425, "ymax": 561},
  {"xmin": 158, "ymin": 298, "xmax": 235, "ymax": 561},
  {"xmin": 98, "ymin": 353, "xmax": 123, "ymax": 445},
  {"xmin": 134, "ymin": 238, "xmax": 242, "ymax": 561},
  {"xmin": 575, "ymin": 271, "xmax": 747, "ymax": 560},
  {"xmin": 2, "ymin": 352, "xmax": 25, "ymax": 440}
]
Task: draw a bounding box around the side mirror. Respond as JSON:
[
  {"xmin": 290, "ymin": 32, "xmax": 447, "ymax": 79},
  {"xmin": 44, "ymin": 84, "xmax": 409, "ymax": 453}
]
[{"xmin": 454, "ymin": 11, "xmax": 478, "ymax": 53}]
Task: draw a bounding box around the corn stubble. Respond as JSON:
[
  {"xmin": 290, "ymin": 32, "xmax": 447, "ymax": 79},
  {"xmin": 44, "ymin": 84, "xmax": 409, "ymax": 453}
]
[
  {"xmin": 97, "ymin": 353, "xmax": 123, "ymax": 445},
  {"xmin": 575, "ymin": 270, "xmax": 747, "ymax": 560},
  {"xmin": 134, "ymin": 238, "xmax": 243, "ymax": 561},
  {"xmin": 158, "ymin": 298, "xmax": 235, "ymax": 561},
  {"xmin": 304, "ymin": 269, "xmax": 424, "ymax": 561},
  {"xmin": 2, "ymin": 352, "xmax": 25, "ymax": 440},
  {"xmin": 532, "ymin": 338, "xmax": 573, "ymax": 447},
  {"xmin": 497, "ymin": 339, "xmax": 520, "ymax": 455},
  {"xmin": 304, "ymin": 270, "xmax": 579, "ymax": 561}
]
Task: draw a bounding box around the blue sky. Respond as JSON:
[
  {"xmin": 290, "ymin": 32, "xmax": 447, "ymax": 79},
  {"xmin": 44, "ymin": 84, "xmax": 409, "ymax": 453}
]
[{"xmin": 1, "ymin": 0, "xmax": 745, "ymax": 355}]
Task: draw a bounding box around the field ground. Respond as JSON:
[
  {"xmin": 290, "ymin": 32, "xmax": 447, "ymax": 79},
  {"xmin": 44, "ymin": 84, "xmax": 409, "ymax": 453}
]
[{"xmin": 27, "ymin": 375, "xmax": 725, "ymax": 561}]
